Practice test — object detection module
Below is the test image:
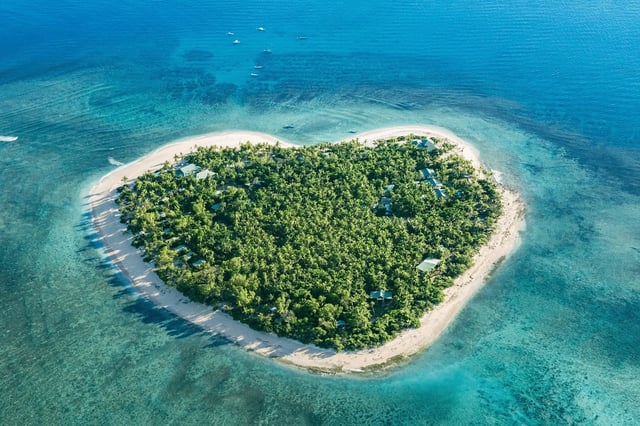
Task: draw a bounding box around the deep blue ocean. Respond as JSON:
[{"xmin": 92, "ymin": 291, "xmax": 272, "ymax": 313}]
[{"xmin": 1, "ymin": 1, "xmax": 639, "ymax": 424}]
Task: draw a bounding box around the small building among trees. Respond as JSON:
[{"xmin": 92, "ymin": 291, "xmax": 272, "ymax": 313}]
[
  {"xmin": 370, "ymin": 289, "xmax": 393, "ymax": 301},
  {"xmin": 416, "ymin": 258, "xmax": 441, "ymax": 273},
  {"xmin": 176, "ymin": 163, "xmax": 200, "ymax": 177}
]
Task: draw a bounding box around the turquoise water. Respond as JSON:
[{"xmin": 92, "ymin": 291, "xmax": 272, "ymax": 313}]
[{"xmin": 1, "ymin": 1, "xmax": 639, "ymax": 424}]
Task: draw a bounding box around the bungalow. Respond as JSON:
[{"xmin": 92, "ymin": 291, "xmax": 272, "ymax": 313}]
[
  {"xmin": 416, "ymin": 258, "xmax": 441, "ymax": 273},
  {"xmin": 192, "ymin": 259, "xmax": 206, "ymax": 268},
  {"xmin": 380, "ymin": 196, "xmax": 392, "ymax": 215},
  {"xmin": 419, "ymin": 168, "xmax": 436, "ymax": 180},
  {"xmin": 412, "ymin": 138, "xmax": 437, "ymax": 150},
  {"xmin": 370, "ymin": 289, "xmax": 393, "ymax": 301},
  {"xmin": 176, "ymin": 163, "xmax": 200, "ymax": 177},
  {"xmin": 173, "ymin": 244, "xmax": 188, "ymax": 254},
  {"xmin": 427, "ymin": 177, "xmax": 442, "ymax": 188},
  {"xmin": 195, "ymin": 169, "xmax": 215, "ymax": 180}
]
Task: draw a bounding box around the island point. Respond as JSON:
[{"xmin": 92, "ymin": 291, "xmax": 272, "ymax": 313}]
[{"xmin": 89, "ymin": 125, "xmax": 525, "ymax": 374}]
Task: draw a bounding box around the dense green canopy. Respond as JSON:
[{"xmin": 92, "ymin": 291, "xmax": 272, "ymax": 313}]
[{"xmin": 116, "ymin": 136, "xmax": 502, "ymax": 350}]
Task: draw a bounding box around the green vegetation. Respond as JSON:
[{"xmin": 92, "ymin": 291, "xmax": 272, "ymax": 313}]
[{"xmin": 116, "ymin": 136, "xmax": 502, "ymax": 350}]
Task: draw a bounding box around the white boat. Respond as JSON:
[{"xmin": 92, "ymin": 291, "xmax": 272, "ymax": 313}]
[
  {"xmin": 227, "ymin": 32, "xmax": 234, "ymax": 36},
  {"xmin": 233, "ymin": 39, "xmax": 240, "ymax": 45},
  {"xmin": 256, "ymin": 27, "xmax": 265, "ymax": 31},
  {"xmin": 0, "ymin": 135, "xmax": 18, "ymax": 142},
  {"xmin": 263, "ymin": 49, "xmax": 272, "ymax": 54},
  {"xmin": 250, "ymin": 73, "xmax": 259, "ymax": 77},
  {"xmin": 254, "ymin": 65, "xmax": 264, "ymax": 69}
]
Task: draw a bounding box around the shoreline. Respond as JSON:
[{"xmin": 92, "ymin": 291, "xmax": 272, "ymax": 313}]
[{"xmin": 88, "ymin": 126, "xmax": 525, "ymax": 374}]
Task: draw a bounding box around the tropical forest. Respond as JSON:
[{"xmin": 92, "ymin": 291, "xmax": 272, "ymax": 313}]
[{"xmin": 116, "ymin": 136, "xmax": 502, "ymax": 350}]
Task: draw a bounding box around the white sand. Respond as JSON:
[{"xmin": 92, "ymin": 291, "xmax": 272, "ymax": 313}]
[{"xmin": 89, "ymin": 126, "xmax": 525, "ymax": 373}]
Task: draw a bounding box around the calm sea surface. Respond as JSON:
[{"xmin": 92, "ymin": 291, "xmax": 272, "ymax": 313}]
[{"xmin": 1, "ymin": 1, "xmax": 639, "ymax": 424}]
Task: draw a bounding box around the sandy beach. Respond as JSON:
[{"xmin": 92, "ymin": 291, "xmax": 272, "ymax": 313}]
[{"xmin": 89, "ymin": 126, "xmax": 525, "ymax": 374}]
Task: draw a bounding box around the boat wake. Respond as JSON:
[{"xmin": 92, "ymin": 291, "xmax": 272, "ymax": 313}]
[
  {"xmin": 108, "ymin": 157, "xmax": 124, "ymax": 166},
  {"xmin": 0, "ymin": 135, "xmax": 18, "ymax": 142}
]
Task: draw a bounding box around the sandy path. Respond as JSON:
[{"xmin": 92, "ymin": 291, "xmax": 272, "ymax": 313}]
[{"xmin": 88, "ymin": 126, "xmax": 525, "ymax": 374}]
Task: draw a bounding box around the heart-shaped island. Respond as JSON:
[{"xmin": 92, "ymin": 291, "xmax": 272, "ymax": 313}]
[{"xmin": 90, "ymin": 126, "xmax": 524, "ymax": 373}]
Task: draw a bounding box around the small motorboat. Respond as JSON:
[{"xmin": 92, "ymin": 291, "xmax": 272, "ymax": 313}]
[
  {"xmin": 233, "ymin": 39, "xmax": 241, "ymax": 45},
  {"xmin": 263, "ymin": 49, "xmax": 272, "ymax": 54},
  {"xmin": 250, "ymin": 73, "xmax": 259, "ymax": 77},
  {"xmin": 257, "ymin": 27, "xmax": 265, "ymax": 31},
  {"xmin": 283, "ymin": 124, "xmax": 294, "ymax": 129},
  {"xmin": 227, "ymin": 32, "xmax": 234, "ymax": 36},
  {"xmin": 296, "ymin": 36, "xmax": 308, "ymax": 40},
  {"xmin": 254, "ymin": 65, "xmax": 264, "ymax": 69}
]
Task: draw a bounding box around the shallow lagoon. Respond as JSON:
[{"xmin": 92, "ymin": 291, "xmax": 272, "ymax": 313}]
[{"xmin": 1, "ymin": 0, "xmax": 639, "ymax": 424}]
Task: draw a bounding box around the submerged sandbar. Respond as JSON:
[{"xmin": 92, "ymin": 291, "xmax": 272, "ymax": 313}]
[{"xmin": 89, "ymin": 126, "xmax": 525, "ymax": 373}]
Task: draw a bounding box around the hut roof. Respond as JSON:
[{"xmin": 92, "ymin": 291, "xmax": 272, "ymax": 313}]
[
  {"xmin": 416, "ymin": 258, "xmax": 441, "ymax": 272},
  {"xmin": 420, "ymin": 168, "xmax": 435, "ymax": 179},
  {"xmin": 176, "ymin": 163, "xmax": 200, "ymax": 177},
  {"xmin": 369, "ymin": 290, "xmax": 393, "ymax": 300},
  {"xmin": 195, "ymin": 169, "xmax": 215, "ymax": 180}
]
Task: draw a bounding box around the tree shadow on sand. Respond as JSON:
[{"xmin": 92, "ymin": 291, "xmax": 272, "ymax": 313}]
[{"xmin": 77, "ymin": 209, "xmax": 230, "ymax": 347}]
